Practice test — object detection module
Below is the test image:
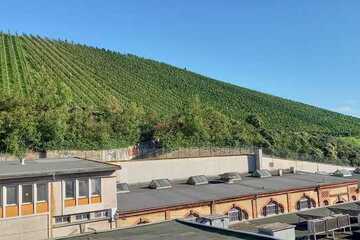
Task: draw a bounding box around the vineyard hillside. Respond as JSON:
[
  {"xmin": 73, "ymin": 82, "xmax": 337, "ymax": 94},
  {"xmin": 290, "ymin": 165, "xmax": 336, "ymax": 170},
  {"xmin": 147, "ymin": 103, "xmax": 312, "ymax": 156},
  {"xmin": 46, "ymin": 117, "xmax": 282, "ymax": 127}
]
[{"xmin": 0, "ymin": 33, "xmax": 359, "ymax": 137}]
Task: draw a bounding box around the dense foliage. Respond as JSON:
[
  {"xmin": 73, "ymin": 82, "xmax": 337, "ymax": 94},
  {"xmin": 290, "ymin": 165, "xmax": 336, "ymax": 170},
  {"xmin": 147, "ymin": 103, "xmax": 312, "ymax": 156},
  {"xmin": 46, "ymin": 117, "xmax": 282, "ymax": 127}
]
[{"xmin": 0, "ymin": 32, "xmax": 360, "ymax": 165}]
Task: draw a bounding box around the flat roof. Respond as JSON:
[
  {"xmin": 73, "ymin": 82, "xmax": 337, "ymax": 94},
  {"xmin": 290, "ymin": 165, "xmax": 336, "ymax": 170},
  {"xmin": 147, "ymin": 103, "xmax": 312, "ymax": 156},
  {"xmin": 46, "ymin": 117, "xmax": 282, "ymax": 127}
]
[
  {"xmin": 117, "ymin": 172, "xmax": 356, "ymax": 214},
  {"xmin": 231, "ymin": 202, "xmax": 360, "ymax": 239},
  {"xmin": 58, "ymin": 220, "xmax": 275, "ymax": 240},
  {"xmin": 0, "ymin": 158, "xmax": 119, "ymax": 180}
]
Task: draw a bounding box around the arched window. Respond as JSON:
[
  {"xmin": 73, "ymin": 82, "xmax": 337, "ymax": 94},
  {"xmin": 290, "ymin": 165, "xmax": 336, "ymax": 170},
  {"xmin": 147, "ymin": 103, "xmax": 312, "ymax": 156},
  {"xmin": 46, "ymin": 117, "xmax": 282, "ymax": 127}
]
[
  {"xmin": 262, "ymin": 200, "xmax": 284, "ymax": 217},
  {"xmin": 352, "ymin": 195, "xmax": 357, "ymax": 201},
  {"xmin": 323, "ymin": 200, "xmax": 329, "ymax": 206},
  {"xmin": 228, "ymin": 208, "xmax": 249, "ymax": 222},
  {"xmin": 297, "ymin": 196, "xmax": 316, "ymax": 210}
]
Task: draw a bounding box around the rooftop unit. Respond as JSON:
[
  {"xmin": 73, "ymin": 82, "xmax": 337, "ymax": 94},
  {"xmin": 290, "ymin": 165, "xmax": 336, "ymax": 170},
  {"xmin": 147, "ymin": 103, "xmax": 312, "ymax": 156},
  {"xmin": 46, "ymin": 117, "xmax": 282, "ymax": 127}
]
[
  {"xmin": 334, "ymin": 214, "xmax": 351, "ymax": 229},
  {"xmin": 149, "ymin": 179, "xmax": 172, "ymax": 190},
  {"xmin": 332, "ymin": 169, "xmax": 352, "ymax": 177},
  {"xmin": 252, "ymin": 169, "xmax": 272, "ymax": 178},
  {"xmin": 258, "ymin": 222, "xmax": 295, "ymax": 240},
  {"xmin": 187, "ymin": 175, "xmax": 209, "ymax": 186},
  {"xmin": 219, "ymin": 172, "xmax": 242, "ymax": 183},
  {"xmin": 117, "ymin": 183, "xmax": 130, "ymax": 193},
  {"xmin": 307, "ymin": 218, "xmax": 326, "ymax": 235}
]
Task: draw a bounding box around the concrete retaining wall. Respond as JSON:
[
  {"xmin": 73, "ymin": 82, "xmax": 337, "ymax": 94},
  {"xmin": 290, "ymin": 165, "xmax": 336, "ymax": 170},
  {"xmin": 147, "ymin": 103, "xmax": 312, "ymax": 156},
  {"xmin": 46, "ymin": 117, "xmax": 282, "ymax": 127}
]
[
  {"xmin": 262, "ymin": 156, "xmax": 355, "ymax": 173},
  {"xmin": 116, "ymin": 155, "xmax": 256, "ymax": 184}
]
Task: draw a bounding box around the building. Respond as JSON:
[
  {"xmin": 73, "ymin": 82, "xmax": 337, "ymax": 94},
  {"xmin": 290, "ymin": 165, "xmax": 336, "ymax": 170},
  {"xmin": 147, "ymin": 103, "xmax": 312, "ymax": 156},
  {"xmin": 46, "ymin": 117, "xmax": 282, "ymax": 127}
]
[
  {"xmin": 0, "ymin": 158, "xmax": 119, "ymax": 240},
  {"xmin": 116, "ymin": 171, "xmax": 359, "ymax": 228}
]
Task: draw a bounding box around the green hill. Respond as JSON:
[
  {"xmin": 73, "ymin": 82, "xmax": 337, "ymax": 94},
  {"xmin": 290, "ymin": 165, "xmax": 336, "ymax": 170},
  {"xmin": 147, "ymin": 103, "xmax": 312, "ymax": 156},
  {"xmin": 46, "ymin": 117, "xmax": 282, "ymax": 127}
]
[{"xmin": 1, "ymin": 32, "xmax": 360, "ymax": 165}]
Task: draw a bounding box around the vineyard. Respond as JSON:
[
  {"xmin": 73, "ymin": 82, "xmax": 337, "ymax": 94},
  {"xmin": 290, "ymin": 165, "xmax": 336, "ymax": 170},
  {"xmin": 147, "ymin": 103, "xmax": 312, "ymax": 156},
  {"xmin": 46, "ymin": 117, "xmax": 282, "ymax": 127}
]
[{"xmin": 1, "ymin": 32, "xmax": 360, "ymax": 165}]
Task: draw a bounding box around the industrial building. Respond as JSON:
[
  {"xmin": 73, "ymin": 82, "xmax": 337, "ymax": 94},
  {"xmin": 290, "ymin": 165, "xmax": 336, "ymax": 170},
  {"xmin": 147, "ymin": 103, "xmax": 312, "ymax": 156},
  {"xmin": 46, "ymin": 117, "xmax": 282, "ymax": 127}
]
[
  {"xmin": 0, "ymin": 158, "xmax": 119, "ymax": 240},
  {"xmin": 116, "ymin": 170, "xmax": 359, "ymax": 228}
]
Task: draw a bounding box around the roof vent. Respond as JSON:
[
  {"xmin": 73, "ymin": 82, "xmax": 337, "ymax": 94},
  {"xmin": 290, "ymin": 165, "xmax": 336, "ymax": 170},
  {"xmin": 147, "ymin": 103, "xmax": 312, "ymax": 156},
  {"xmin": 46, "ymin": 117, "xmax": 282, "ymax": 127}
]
[
  {"xmin": 187, "ymin": 175, "xmax": 209, "ymax": 185},
  {"xmin": 117, "ymin": 183, "xmax": 130, "ymax": 193},
  {"xmin": 333, "ymin": 169, "xmax": 352, "ymax": 177},
  {"xmin": 252, "ymin": 169, "xmax": 272, "ymax": 178},
  {"xmin": 149, "ymin": 179, "xmax": 172, "ymax": 190},
  {"xmin": 219, "ymin": 172, "xmax": 242, "ymax": 183}
]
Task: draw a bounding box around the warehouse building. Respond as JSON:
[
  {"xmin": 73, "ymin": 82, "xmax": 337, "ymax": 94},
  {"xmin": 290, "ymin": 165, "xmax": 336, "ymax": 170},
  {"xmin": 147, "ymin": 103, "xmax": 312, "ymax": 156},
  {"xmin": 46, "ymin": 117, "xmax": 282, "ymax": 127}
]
[
  {"xmin": 0, "ymin": 158, "xmax": 119, "ymax": 240},
  {"xmin": 116, "ymin": 171, "xmax": 359, "ymax": 228}
]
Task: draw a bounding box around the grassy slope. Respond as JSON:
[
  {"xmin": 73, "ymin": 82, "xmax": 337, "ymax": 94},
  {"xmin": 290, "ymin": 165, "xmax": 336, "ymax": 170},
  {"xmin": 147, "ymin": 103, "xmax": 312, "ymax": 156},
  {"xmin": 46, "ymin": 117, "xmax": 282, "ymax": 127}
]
[{"xmin": 0, "ymin": 33, "xmax": 360, "ymax": 137}]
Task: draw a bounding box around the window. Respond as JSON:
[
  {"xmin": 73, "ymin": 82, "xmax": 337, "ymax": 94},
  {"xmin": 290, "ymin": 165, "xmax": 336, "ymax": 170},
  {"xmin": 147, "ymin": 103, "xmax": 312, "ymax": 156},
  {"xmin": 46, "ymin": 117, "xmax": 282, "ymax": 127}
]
[
  {"xmin": 263, "ymin": 201, "xmax": 283, "ymax": 216},
  {"xmin": 6, "ymin": 186, "xmax": 17, "ymax": 205},
  {"xmin": 22, "ymin": 184, "xmax": 33, "ymax": 204},
  {"xmin": 352, "ymin": 195, "xmax": 357, "ymax": 201},
  {"xmin": 323, "ymin": 200, "xmax": 329, "ymax": 206},
  {"xmin": 91, "ymin": 178, "xmax": 101, "ymax": 196},
  {"xmin": 94, "ymin": 210, "xmax": 109, "ymax": 219},
  {"xmin": 228, "ymin": 208, "xmax": 248, "ymax": 222},
  {"xmin": 297, "ymin": 197, "xmax": 315, "ymax": 210},
  {"xmin": 37, "ymin": 183, "xmax": 48, "ymax": 202},
  {"xmin": 55, "ymin": 216, "xmax": 70, "ymax": 224},
  {"xmin": 75, "ymin": 213, "xmax": 89, "ymax": 221},
  {"xmin": 78, "ymin": 179, "xmax": 89, "ymax": 198},
  {"xmin": 65, "ymin": 180, "xmax": 75, "ymax": 198}
]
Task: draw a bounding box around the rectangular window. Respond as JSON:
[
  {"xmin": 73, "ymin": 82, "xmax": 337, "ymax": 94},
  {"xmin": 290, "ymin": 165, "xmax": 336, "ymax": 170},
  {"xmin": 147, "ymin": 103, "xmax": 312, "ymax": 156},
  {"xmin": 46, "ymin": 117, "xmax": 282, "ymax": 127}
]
[
  {"xmin": 6, "ymin": 186, "xmax": 18, "ymax": 205},
  {"xmin": 55, "ymin": 215, "xmax": 70, "ymax": 224},
  {"xmin": 75, "ymin": 213, "xmax": 89, "ymax": 221},
  {"xmin": 65, "ymin": 180, "xmax": 75, "ymax": 199},
  {"xmin": 78, "ymin": 179, "xmax": 89, "ymax": 197},
  {"xmin": 94, "ymin": 210, "xmax": 109, "ymax": 219},
  {"xmin": 22, "ymin": 184, "xmax": 33, "ymax": 203},
  {"xmin": 91, "ymin": 178, "xmax": 101, "ymax": 196},
  {"xmin": 37, "ymin": 183, "xmax": 48, "ymax": 202}
]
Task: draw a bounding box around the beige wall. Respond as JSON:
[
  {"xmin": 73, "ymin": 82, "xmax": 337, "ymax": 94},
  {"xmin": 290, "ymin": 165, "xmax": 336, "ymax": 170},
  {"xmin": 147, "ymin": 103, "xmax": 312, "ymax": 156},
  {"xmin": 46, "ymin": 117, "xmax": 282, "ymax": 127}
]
[
  {"xmin": 52, "ymin": 220, "xmax": 111, "ymax": 238},
  {"xmin": 262, "ymin": 156, "xmax": 354, "ymax": 173},
  {"xmin": 52, "ymin": 174, "xmax": 117, "ymax": 217},
  {"xmin": 116, "ymin": 155, "xmax": 255, "ymax": 183},
  {"xmin": 0, "ymin": 214, "xmax": 49, "ymax": 240}
]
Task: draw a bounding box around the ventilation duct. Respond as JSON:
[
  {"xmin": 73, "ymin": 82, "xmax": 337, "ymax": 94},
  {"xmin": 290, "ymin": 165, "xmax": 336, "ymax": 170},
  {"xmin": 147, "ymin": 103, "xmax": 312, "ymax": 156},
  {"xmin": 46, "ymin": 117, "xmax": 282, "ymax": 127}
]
[
  {"xmin": 149, "ymin": 179, "xmax": 172, "ymax": 190},
  {"xmin": 252, "ymin": 169, "xmax": 272, "ymax": 178},
  {"xmin": 219, "ymin": 172, "xmax": 242, "ymax": 184},
  {"xmin": 187, "ymin": 175, "xmax": 209, "ymax": 185}
]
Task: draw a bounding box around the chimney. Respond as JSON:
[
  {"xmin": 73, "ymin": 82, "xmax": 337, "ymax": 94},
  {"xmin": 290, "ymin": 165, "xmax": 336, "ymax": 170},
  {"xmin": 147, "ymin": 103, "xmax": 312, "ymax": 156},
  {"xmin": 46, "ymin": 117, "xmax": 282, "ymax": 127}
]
[
  {"xmin": 255, "ymin": 148, "xmax": 263, "ymax": 170},
  {"xmin": 20, "ymin": 158, "xmax": 25, "ymax": 165}
]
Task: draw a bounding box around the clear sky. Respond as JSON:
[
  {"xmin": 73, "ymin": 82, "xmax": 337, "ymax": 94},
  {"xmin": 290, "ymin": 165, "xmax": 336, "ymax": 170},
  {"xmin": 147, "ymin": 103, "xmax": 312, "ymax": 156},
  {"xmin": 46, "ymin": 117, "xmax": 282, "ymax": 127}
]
[{"xmin": 1, "ymin": 1, "xmax": 359, "ymax": 117}]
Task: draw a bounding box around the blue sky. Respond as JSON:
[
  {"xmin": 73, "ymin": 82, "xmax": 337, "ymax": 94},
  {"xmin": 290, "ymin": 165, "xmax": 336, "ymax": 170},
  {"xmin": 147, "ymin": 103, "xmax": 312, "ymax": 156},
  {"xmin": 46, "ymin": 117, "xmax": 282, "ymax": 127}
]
[{"xmin": 1, "ymin": 1, "xmax": 359, "ymax": 117}]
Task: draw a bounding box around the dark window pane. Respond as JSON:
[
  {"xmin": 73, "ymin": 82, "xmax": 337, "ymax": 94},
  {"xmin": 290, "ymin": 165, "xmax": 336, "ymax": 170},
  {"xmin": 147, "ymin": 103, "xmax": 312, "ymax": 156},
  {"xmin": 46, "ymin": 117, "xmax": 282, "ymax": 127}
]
[
  {"xmin": 78, "ymin": 179, "xmax": 89, "ymax": 197},
  {"xmin": 65, "ymin": 180, "xmax": 75, "ymax": 198},
  {"xmin": 37, "ymin": 183, "xmax": 48, "ymax": 202},
  {"xmin": 6, "ymin": 186, "xmax": 17, "ymax": 205},
  {"xmin": 91, "ymin": 178, "xmax": 101, "ymax": 196},
  {"xmin": 22, "ymin": 184, "xmax": 33, "ymax": 203}
]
